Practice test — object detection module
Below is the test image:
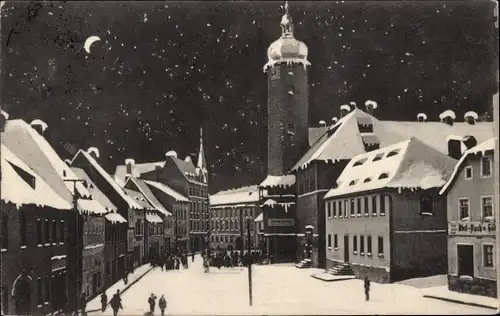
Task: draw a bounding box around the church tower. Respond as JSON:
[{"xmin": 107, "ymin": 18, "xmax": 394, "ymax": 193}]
[{"xmin": 264, "ymin": 1, "xmax": 310, "ymax": 176}]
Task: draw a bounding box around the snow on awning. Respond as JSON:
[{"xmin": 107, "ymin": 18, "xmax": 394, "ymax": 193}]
[
  {"xmin": 259, "ymin": 175, "xmax": 296, "ymax": 188},
  {"xmin": 254, "ymin": 213, "xmax": 264, "ymax": 222},
  {"xmin": 145, "ymin": 213, "xmax": 163, "ymax": 223},
  {"xmin": 77, "ymin": 199, "xmax": 107, "ymax": 215},
  {"xmin": 105, "ymin": 212, "xmax": 127, "ymax": 224}
]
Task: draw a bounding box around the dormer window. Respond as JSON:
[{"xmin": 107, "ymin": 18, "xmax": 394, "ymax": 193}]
[
  {"xmin": 363, "ymin": 178, "xmax": 372, "ymax": 183},
  {"xmin": 372, "ymin": 154, "xmax": 384, "ymax": 162},
  {"xmin": 353, "ymin": 158, "xmax": 367, "ymax": 167},
  {"xmin": 386, "ymin": 149, "xmax": 400, "ymax": 158},
  {"xmin": 349, "ymin": 180, "xmax": 358, "ymax": 186},
  {"xmin": 378, "ymin": 173, "xmax": 389, "ymax": 180}
]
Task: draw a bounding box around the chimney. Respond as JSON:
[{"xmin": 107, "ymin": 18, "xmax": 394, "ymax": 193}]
[
  {"xmin": 447, "ymin": 139, "xmax": 462, "ymax": 159},
  {"xmin": 125, "ymin": 158, "xmax": 135, "ymax": 175},
  {"xmin": 417, "ymin": 113, "xmax": 427, "ymax": 122},
  {"xmin": 332, "ymin": 117, "xmax": 338, "ymax": 124},
  {"xmin": 339, "ymin": 104, "xmax": 351, "ymax": 118},
  {"xmin": 87, "ymin": 147, "xmax": 100, "ymax": 160},
  {"xmin": 439, "ymin": 110, "xmax": 456, "ymax": 126},
  {"xmin": 364, "ymin": 100, "xmax": 378, "ymax": 115},
  {"xmin": 462, "ymin": 135, "xmax": 478, "ymax": 150},
  {"xmin": 319, "ymin": 120, "xmax": 327, "ymax": 127},
  {"xmin": 464, "ymin": 111, "xmax": 478, "ymax": 125}
]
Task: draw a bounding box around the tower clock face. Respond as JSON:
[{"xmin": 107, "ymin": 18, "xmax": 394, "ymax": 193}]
[{"xmin": 270, "ymin": 66, "xmax": 280, "ymax": 80}]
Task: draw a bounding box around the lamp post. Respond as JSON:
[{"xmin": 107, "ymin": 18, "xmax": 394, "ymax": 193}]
[
  {"xmin": 246, "ymin": 217, "xmax": 253, "ymax": 306},
  {"xmin": 63, "ymin": 178, "xmax": 86, "ymax": 315}
]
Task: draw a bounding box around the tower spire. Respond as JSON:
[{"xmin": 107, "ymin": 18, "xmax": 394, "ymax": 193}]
[
  {"xmin": 196, "ymin": 127, "xmax": 208, "ymax": 183},
  {"xmin": 280, "ymin": 1, "xmax": 294, "ymax": 36}
]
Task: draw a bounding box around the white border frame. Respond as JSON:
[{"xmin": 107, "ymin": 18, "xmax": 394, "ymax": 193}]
[
  {"xmin": 458, "ymin": 197, "xmax": 470, "ymax": 221},
  {"xmin": 480, "ymin": 195, "xmax": 494, "ymax": 219},
  {"xmin": 481, "ymin": 242, "xmax": 495, "ymax": 269},
  {"xmin": 464, "ymin": 165, "xmax": 473, "ymax": 180},
  {"xmin": 479, "ymin": 155, "xmax": 493, "ymax": 178},
  {"xmin": 456, "ymin": 242, "xmax": 475, "ymax": 277}
]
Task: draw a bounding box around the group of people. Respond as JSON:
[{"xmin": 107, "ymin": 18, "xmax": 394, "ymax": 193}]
[
  {"xmin": 151, "ymin": 251, "xmax": 193, "ymax": 271},
  {"xmin": 202, "ymin": 250, "xmax": 263, "ymax": 271},
  {"xmin": 147, "ymin": 293, "xmax": 168, "ymax": 316},
  {"xmin": 99, "ymin": 289, "xmax": 123, "ymax": 316}
]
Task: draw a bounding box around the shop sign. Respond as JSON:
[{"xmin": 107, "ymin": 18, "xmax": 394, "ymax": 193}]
[
  {"xmin": 268, "ymin": 218, "xmax": 295, "ymax": 227},
  {"xmin": 448, "ymin": 221, "xmax": 496, "ymax": 236}
]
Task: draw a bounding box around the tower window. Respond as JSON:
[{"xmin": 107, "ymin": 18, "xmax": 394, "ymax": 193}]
[{"xmin": 287, "ymin": 124, "xmax": 295, "ymax": 143}]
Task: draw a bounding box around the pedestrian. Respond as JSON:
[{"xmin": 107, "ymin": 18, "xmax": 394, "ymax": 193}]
[
  {"xmin": 192, "ymin": 252, "xmax": 195, "ymax": 262},
  {"xmin": 123, "ymin": 273, "xmax": 128, "ymax": 285},
  {"xmin": 148, "ymin": 293, "xmax": 157, "ymax": 314},
  {"xmin": 158, "ymin": 294, "xmax": 167, "ymax": 316},
  {"xmin": 79, "ymin": 293, "xmax": 87, "ymax": 316},
  {"xmin": 100, "ymin": 291, "xmax": 108, "ymax": 312},
  {"xmin": 364, "ymin": 277, "xmax": 371, "ymax": 301},
  {"xmin": 110, "ymin": 289, "xmax": 123, "ymax": 316}
]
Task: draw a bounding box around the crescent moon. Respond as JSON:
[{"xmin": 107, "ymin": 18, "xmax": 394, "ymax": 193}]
[{"xmin": 84, "ymin": 36, "xmax": 101, "ymax": 54}]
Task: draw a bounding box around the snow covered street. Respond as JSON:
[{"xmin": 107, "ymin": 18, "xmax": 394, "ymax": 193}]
[{"xmin": 88, "ymin": 255, "xmax": 495, "ymax": 315}]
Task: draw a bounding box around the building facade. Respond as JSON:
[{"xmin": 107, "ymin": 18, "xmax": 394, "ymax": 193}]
[
  {"xmin": 209, "ymin": 186, "xmax": 260, "ymax": 250},
  {"xmin": 324, "ymin": 138, "xmax": 457, "ymax": 282},
  {"xmin": 440, "ymin": 138, "xmax": 497, "ymax": 298}
]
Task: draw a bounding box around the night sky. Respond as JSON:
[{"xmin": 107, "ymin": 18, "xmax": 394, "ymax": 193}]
[{"xmin": 1, "ymin": 1, "xmax": 497, "ymax": 192}]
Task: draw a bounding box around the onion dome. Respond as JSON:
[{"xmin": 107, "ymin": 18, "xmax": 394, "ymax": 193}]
[{"xmin": 264, "ymin": 1, "xmax": 310, "ymax": 72}]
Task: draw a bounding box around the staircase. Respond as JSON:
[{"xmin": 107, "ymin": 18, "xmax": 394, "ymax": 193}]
[
  {"xmin": 326, "ymin": 263, "xmax": 354, "ymax": 276},
  {"xmin": 295, "ymin": 258, "xmax": 314, "ymax": 269}
]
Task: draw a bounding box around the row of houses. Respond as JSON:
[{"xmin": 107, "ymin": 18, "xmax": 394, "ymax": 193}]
[{"xmin": 0, "ymin": 113, "xmax": 206, "ymax": 315}]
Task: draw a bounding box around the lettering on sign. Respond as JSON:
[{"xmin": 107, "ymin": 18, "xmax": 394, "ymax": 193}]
[
  {"xmin": 52, "ymin": 258, "xmax": 66, "ymax": 272},
  {"xmin": 268, "ymin": 218, "xmax": 295, "ymax": 227},
  {"xmin": 448, "ymin": 221, "xmax": 496, "ymax": 236}
]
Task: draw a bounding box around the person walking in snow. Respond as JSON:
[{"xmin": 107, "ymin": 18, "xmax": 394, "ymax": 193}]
[
  {"xmin": 158, "ymin": 294, "xmax": 167, "ymax": 316},
  {"xmin": 148, "ymin": 293, "xmax": 157, "ymax": 314},
  {"xmin": 110, "ymin": 289, "xmax": 123, "ymax": 316},
  {"xmin": 192, "ymin": 252, "xmax": 195, "ymax": 262},
  {"xmin": 364, "ymin": 277, "xmax": 371, "ymax": 301},
  {"xmin": 100, "ymin": 291, "xmax": 108, "ymax": 312}
]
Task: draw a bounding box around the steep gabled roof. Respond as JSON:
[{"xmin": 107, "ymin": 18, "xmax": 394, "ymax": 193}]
[
  {"xmin": 324, "ymin": 137, "xmax": 458, "ymax": 199},
  {"xmin": 293, "ymin": 109, "xmax": 406, "ymax": 171},
  {"xmin": 439, "ymin": 137, "xmax": 496, "ymax": 195},
  {"xmin": 380, "ymin": 121, "xmax": 493, "ymax": 154},
  {"xmin": 124, "ymin": 177, "xmax": 172, "ymax": 216},
  {"xmin": 144, "ymin": 180, "xmax": 189, "ymax": 202},
  {"xmin": 114, "ymin": 161, "xmax": 165, "ymax": 186},
  {"xmin": 71, "ymin": 167, "xmax": 117, "ymax": 212},
  {"xmin": 1, "ymin": 144, "xmax": 72, "ymax": 210},
  {"xmin": 123, "ymin": 188, "xmax": 155, "ymax": 210},
  {"xmin": 2, "ymin": 119, "xmax": 90, "ymax": 204},
  {"xmin": 71, "ymin": 149, "xmax": 142, "ymax": 210}
]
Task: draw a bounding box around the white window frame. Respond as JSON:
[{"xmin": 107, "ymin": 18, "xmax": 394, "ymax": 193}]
[
  {"xmin": 458, "ymin": 197, "xmax": 470, "ymax": 221},
  {"xmin": 480, "ymin": 156, "xmax": 492, "ymax": 178},
  {"xmin": 482, "ymin": 243, "xmax": 495, "ymax": 269},
  {"xmin": 480, "ymin": 195, "xmax": 494, "ymax": 220},
  {"xmin": 464, "ymin": 166, "xmax": 473, "ymax": 180}
]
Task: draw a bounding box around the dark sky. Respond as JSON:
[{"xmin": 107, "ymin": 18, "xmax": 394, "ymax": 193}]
[{"xmin": 0, "ymin": 1, "xmax": 497, "ymax": 192}]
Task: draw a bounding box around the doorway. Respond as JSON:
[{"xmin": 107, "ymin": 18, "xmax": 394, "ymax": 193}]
[
  {"xmin": 457, "ymin": 244, "xmax": 474, "ymax": 277},
  {"xmin": 344, "ymin": 235, "xmax": 349, "ymax": 262}
]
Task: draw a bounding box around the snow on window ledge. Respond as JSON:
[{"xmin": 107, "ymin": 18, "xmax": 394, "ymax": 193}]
[
  {"xmin": 59, "ymin": 242, "xmax": 64, "ymax": 245},
  {"xmin": 380, "ymin": 213, "xmax": 386, "ymax": 216},
  {"xmin": 421, "ymin": 212, "xmax": 434, "ymax": 216},
  {"xmin": 37, "ymin": 305, "xmax": 43, "ymax": 308},
  {"xmin": 334, "ymin": 247, "xmax": 338, "ymax": 251},
  {"xmin": 44, "ymin": 243, "xmax": 50, "ymax": 246},
  {"xmin": 459, "ymin": 275, "xmax": 474, "ymax": 281},
  {"xmin": 52, "ymin": 243, "xmax": 57, "ymax": 245},
  {"xmin": 364, "ymin": 213, "xmax": 369, "ymax": 216},
  {"xmin": 378, "ymin": 253, "xmax": 384, "ymax": 258},
  {"xmin": 371, "ymin": 213, "xmax": 377, "ymax": 217},
  {"xmin": 357, "ymin": 214, "xmax": 362, "ymax": 217},
  {"xmin": 20, "ymin": 245, "xmax": 27, "ymax": 249},
  {"xmin": 367, "ymin": 252, "xmax": 373, "ymax": 257},
  {"xmin": 460, "ymin": 217, "xmax": 470, "ymax": 221},
  {"xmin": 353, "ymin": 251, "xmax": 358, "ymax": 255},
  {"xmin": 328, "ymin": 247, "xmax": 332, "ymax": 250},
  {"xmin": 483, "ymin": 216, "xmax": 494, "ymax": 222},
  {"xmin": 327, "ymin": 216, "xmax": 332, "ymax": 220},
  {"xmin": 339, "ymin": 216, "xmax": 343, "ymax": 219},
  {"xmin": 333, "ymin": 216, "xmax": 338, "ymax": 219},
  {"xmin": 1, "ymin": 248, "xmax": 7, "ymax": 253},
  {"xmin": 37, "ymin": 244, "xmax": 43, "ymax": 247},
  {"xmin": 44, "ymin": 302, "xmax": 49, "ymax": 306}
]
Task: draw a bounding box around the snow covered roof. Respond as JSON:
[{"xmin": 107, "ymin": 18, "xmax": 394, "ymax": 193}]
[
  {"xmin": 209, "ymin": 185, "xmax": 259, "ymax": 206},
  {"xmin": 2, "ymin": 120, "xmax": 91, "ymax": 205},
  {"xmin": 261, "ymin": 199, "xmax": 278, "ymax": 207},
  {"xmin": 379, "ymin": 120, "xmax": 493, "ymax": 154},
  {"xmin": 439, "ymin": 137, "xmax": 496, "ymax": 195},
  {"xmin": 105, "ymin": 212, "xmax": 127, "ymax": 224},
  {"xmin": 439, "ymin": 110, "xmax": 456, "ymax": 121},
  {"xmin": 293, "ymin": 109, "xmax": 407, "ymax": 171},
  {"xmin": 124, "ymin": 177, "xmax": 172, "ymax": 216},
  {"xmin": 145, "ymin": 212, "xmax": 163, "ymax": 223},
  {"xmin": 259, "ymin": 175, "xmax": 296, "ymax": 188},
  {"xmin": 71, "ymin": 167, "xmax": 117, "ymax": 212},
  {"xmin": 1, "ymin": 144, "xmax": 72, "ymax": 210},
  {"xmin": 123, "ymin": 188, "xmax": 155, "ymax": 210},
  {"xmin": 114, "ymin": 160, "xmax": 165, "ymax": 185},
  {"xmin": 77, "ymin": 199, "xmax": 108, "ymax": 215},
  {"xmin": 144, "ymin": 180, "xmax": 189, "ymax": 202},
  {"xmin": 254, "ymin": 212, "xmax": 264, "ymax": 222},
  {"xmin": 72, "ymin": 150, "xmax": 142, "ymax": 210},
  {"xmin": 464, "ymin": 111, "xmax": 478, "ymax": 120},
  {"xmin": 308, "ymin": 127, "xmax": 328, "ymax": 146},
  {"xmin": 324, "ymin": 137, "xmax": 458, "ymax": 199}
]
